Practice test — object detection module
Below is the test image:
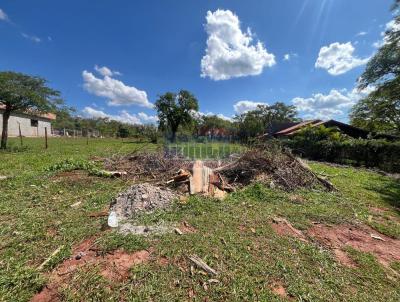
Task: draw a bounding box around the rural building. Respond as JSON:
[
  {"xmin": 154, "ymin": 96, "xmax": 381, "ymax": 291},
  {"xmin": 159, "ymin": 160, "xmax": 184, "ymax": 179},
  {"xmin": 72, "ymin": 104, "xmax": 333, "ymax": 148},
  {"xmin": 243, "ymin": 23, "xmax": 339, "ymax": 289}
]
[
  {"xmin": 269, "ymin": 119, "xmax": 370, "ymax": 139},
  {"xmin": 0, "ymin": 105, "xmax": 56, "ymax": 137}
]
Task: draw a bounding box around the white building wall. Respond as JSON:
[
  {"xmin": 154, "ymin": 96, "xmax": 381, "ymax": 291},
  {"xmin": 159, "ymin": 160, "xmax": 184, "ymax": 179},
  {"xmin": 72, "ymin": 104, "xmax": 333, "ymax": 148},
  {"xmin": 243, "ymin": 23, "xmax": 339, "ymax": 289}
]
[{"xmin": 0, "ymin": 112, "xmax": 52, "ymax": 137}]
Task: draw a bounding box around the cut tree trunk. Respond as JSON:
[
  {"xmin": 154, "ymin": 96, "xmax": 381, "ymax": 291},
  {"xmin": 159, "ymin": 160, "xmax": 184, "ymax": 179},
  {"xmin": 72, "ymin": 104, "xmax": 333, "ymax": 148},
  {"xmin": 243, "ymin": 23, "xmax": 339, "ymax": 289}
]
[{"xmin": 0, "ymin": 110, "xmax": 11, "ymax": 149}]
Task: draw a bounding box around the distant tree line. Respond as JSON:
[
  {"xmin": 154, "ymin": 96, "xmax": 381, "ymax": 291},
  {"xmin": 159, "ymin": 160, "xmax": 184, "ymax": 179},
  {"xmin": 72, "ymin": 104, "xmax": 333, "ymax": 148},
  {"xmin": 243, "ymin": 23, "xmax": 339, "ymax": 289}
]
[{"xmin": 52, "ymin": 107, "xmax": 158, "ymax": 140}]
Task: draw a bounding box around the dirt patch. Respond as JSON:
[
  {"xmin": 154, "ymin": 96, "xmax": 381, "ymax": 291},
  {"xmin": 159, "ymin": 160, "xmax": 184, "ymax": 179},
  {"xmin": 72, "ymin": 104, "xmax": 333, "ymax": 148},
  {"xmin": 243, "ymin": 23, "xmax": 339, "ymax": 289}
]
[
  {"xmin": 179, "ymin": 221, "xmax": 197, "ymax": 234},
  {"xmin": 308, "ymin": 224, "xmax": 400, "ymax": 267},
  {"xmin": 30, "ymin": 238, "xmax": 150, "ymax": 302},
  {"xmin": 157, "ymin": 256, "xmax": 169, "ymax": 267},
  {"xmin": 288, "ymin": 194, "xmax": 306, "ymax": 203},
  {"xmin": 369, "ymin": 207, "xmax": 390, "ymax": 214},
  {"xmin": 332, "ymin": 248, "xmax": 358, "ymax": 268},
  {"xmin": 100, "ymin": 250, "xmax": 150, "ymax": 281},
  {"xmin": 51, "ymin": 170, "xmax": 95, "ymax": 183},
  {"xmin": 270, "ymin": 218, "xmax": 307, "ymax": 242},
  {"xmin": 270, "ymin": 281, "xmax": 292, "ymax": 299}
]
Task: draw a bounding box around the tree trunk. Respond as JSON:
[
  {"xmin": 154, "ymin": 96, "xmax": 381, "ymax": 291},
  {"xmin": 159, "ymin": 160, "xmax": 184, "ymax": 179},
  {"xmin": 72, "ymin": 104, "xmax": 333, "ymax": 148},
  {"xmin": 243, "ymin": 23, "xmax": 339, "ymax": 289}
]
[
  {"xmin": 1, "ymin": 110, "xmax": 11, "ymax": 149},
  {"xmin": 170, "ymin": 123, "xmax": 179, "ymax": 143},
  {"xmin": 171, "ymin": 130, "xmax": 177, "ymax": 143}
]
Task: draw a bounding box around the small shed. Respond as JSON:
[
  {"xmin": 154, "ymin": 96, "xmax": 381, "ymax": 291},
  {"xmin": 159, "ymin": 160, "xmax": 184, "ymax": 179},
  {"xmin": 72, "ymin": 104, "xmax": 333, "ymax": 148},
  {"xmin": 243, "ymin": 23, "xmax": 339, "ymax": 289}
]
[{"xmin": 0, "ymin": 105, "xmax": 56, "ymax": 137}]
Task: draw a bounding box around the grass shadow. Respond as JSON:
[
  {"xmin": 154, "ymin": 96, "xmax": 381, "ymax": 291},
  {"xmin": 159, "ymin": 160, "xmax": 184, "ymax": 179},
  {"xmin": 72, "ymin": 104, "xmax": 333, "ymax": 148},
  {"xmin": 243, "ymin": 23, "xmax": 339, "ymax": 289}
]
[{"xmin": 365, "ymin": 176, "xmax": 400, "ymax": 213}]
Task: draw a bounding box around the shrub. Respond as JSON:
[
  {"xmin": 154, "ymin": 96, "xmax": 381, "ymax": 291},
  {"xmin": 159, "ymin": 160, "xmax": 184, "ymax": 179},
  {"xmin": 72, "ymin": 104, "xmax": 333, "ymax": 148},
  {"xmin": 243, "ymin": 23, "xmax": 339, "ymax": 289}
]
[{"xmin": 286, "ymin": 137, "xmax": 400, "ymax": 172}]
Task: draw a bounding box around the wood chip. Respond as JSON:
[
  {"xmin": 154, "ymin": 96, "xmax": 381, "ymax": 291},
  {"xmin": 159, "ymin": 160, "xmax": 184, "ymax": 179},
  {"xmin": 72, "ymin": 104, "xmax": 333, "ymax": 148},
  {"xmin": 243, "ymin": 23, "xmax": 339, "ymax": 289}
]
[
  {"xmin": 88, "ymin": 210, "xmax": 108, "ymax": 217},
  {"xmin": 371, "ymin": 234, "xmax": 385, "ymax": 241},
  {"xmin": 208, "ymin": 279, "xmax": 220, "ymax": 284},
  {"xmin": 175, "ymin": 228, "xmax": 183, "ymax": 235},
  {"xmin": 70, "ymin": 201, "xmax": 82, "ymax": 208},
  {"xmin": 188, "ymin": 254, "xmax": 218, "ymax": 276}
]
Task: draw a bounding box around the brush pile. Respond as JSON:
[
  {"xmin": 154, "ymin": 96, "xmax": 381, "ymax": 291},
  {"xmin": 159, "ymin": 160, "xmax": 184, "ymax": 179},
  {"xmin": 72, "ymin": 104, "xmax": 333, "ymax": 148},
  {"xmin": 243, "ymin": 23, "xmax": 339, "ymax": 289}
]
[
  {"xmin": 215, "ymin": 148, "xmax": 334, "ymax": 191},
  {"xmin": 104, "ymin": 144, "xmax": 335, "ymax": 192},
  {"xmin": 104, "ymin": 152, "xmax": 192, "ymax": 182}
]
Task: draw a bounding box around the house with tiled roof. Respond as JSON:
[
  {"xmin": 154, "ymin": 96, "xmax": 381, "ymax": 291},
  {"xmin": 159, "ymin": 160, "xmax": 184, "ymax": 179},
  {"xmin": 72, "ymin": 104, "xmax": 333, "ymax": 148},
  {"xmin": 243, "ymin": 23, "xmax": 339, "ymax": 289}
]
[{"xmin": 268, "ymin": 119, "xmax": 370, "ymax": 139}]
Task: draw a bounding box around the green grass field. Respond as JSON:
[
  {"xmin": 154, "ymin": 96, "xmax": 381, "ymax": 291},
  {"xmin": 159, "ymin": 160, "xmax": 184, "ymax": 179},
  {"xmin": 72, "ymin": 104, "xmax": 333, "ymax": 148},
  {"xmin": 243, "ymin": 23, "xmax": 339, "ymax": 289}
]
[{"xmin": 0, "ymin": 138, "xmax": 399, "ymax": 301}]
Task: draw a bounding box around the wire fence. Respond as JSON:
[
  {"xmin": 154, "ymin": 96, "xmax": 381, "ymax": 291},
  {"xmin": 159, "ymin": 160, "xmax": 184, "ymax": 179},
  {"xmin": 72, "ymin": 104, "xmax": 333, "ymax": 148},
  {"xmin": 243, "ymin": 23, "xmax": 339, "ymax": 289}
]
[
  {"xmin": 164, "ymin": 141, "xmax": 247, "ymax": 160},
  {"xmin": 52, "ymin": 128, "xmax": 101, "ymax": 138}
]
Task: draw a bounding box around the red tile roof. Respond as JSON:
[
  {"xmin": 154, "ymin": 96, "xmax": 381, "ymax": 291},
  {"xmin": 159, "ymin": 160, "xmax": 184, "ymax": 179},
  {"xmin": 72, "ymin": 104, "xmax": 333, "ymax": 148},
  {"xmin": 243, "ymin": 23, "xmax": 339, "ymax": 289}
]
[
  {"xmin": 0, "ymin": 105, "xmax": 56, "ymax": 120},
  {"xmin": 275, "ymin": 120, "xmax": 321, "ymax": 135}
]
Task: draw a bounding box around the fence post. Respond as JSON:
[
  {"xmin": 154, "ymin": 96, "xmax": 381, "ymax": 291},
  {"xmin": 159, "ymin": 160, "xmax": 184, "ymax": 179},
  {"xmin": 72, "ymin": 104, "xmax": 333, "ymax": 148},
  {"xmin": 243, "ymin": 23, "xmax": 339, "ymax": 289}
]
[
  {"xmin": 45, "ymin": 127, "xmax": 48, "ymax": 149},
  {"xmin": 86, "ymin": 129, "xmax": 89, "ymax": 145},
  {"xmin": 18, "ymin": 122, "xmax": 23, "ymax": 146}
]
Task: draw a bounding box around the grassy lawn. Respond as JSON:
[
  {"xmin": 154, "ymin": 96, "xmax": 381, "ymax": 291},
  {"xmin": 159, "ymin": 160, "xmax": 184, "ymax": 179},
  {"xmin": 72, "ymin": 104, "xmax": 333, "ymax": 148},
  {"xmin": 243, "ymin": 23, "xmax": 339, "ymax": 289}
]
[{"xmin": 0, "ymin": 138, "xmax": 399, "ymax": 301}]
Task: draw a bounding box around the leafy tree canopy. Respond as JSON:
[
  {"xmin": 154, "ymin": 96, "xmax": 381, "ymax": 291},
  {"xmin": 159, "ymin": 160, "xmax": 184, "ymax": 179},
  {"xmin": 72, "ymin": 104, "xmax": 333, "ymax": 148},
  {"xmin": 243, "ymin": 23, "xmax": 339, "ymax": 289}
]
[
  {"xmin": 233, "ymin": 102, "xmax": 298, "ymax": 142},
  {"xmin": 352, "ymin": 1, "xmax": 400, "ymax": 134},
  {"xmin": 0, "ymin": 71, "xmax": 63, "ymax": 148},
  {"xmin": 155, "ymin": 90, "xmax": 199, "ymax": 142}
]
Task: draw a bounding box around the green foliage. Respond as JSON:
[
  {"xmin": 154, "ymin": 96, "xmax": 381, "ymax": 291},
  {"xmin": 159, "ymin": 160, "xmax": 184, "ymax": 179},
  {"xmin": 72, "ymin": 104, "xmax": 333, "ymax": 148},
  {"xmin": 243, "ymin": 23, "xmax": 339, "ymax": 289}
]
[
  {"xmin": 52, "ymin": 107, "xmax": 160, "ymax": 141},
  {"xmin": 141, "ymin": 125, "xmax": 159, "ymax": 143},
  {"xmin": 45, "ymin": 158, "xmax": 113, "ymax": 177},
  {"xmin": 117, "ymin": 125, "xmax": 130, "ymax": 138},
  {"xmin": 353, "ymin": 2, "xmax": 400, "ymax": 134},
  {"xmin": 295, "ymin": 125, "xmax": 345, "ymax": 142},
  {"xmin": 155, "ymin": 90, "xmax": 199, "ymax": 142},
  {"xmin": 350, "ymin": 90, "xmax": 400, "ymax": 135},
  {"xmin": 287, "ymin": 137, "xmax": 400, "ymax": 172},
  {"xmin": 234, "ymin": 102, "xmax": 298, "ymax": 142},
  {"xmin": 0, "ymin": 71, "xmax": 62, "ymax": 113}
]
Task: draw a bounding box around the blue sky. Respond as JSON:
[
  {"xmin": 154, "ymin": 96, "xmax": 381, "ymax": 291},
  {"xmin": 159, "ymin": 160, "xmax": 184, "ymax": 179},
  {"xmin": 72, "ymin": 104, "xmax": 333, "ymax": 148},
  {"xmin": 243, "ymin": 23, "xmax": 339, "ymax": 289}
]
[{"xmin": 0, "ymin": 0, "xmax": 396, "ymax": 124}]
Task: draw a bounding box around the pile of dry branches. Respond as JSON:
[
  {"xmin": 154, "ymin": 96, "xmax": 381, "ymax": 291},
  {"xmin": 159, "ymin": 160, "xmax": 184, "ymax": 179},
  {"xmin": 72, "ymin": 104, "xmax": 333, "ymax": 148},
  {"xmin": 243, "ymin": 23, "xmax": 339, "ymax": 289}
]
[
  {"xmin": 216, "ymin": 147, "xmax": 334, "ymax": 191},
  {"xmin": 104, "ymin": 152, "xmax": 193, "ymax": 182},
  {"xmin": 104, "ymin": 144, "xmax": 334, "ymax": 191}
]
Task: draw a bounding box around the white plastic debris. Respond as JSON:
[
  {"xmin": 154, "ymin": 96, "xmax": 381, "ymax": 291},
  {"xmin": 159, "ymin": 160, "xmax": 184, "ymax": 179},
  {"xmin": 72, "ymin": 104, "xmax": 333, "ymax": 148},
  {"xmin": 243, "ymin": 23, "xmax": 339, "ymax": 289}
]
[{"xmin": 108, "ymin": 211, "xmax": 118, "ymax": 228}]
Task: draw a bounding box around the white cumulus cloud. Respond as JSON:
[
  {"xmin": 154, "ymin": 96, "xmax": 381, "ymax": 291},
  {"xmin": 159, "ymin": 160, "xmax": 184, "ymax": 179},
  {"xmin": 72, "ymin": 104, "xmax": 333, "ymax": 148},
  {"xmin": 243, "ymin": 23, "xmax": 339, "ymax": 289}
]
[
  {"xmin": 21, "ymin": 33, "xmax": 41, "ymax": 43},
  {"xmin": 191, "ymin": 110, "xmax": 232, "ymax": 121},
  {"xmin": 292, "ymin": 86, "xmax": 375, "ymax": 120},
  {"xmin": 233, "ymin": 100, "xmax": 268, "ymax": 114},
  {"xmin": 315, "ymin": 42, "xmax": 369, "ymax": 75},
  {"xmin": 138, "ymin": 112, "xmax": 159, "ymax": 123},
  {"xmin": 94, "ymin": 65, "xmax": 121, "ymax": 77},
  {"xmin": 82, "ymin": 107, "xmax": 158, "ymax": 125},
  {"xmin": 201, "ymin": 9, "xmax": 275, "ymax": 81},
  {"xmin": 0, "ymin": 8, "xmax": 8, "ymax": 21},
  {"xmin": 82, "ymin": 68, "xmax": 152, "ymax": 108}
]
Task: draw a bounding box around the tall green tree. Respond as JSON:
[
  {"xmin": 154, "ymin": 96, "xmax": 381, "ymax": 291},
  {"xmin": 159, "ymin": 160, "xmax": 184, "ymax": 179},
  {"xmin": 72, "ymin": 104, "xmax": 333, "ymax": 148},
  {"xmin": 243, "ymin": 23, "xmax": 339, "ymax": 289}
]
[
  {"xmin": 233, "ymin": 102, "xmax": 298, "ymax": 141},
  {"xmin": 0, "ymin": 71, "xmax": 63, "ymax": 149},
  {"xmin": 155, "ymin": 90, "xmax": 199, "ymax": 142},
  {"xmin": 351, "ymin": 1, "xmax": 400, "ymax": 134}
]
